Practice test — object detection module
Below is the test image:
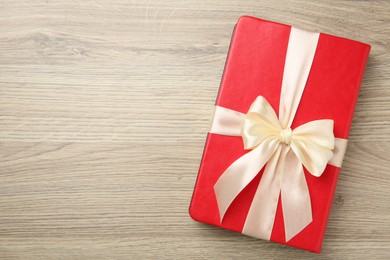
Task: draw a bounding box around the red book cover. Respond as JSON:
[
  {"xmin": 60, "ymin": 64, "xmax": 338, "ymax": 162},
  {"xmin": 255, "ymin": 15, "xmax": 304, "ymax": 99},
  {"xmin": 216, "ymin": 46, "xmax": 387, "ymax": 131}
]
[{"xmin": 189, "ymin": 16, "xmax": 370, "ymax": 253}]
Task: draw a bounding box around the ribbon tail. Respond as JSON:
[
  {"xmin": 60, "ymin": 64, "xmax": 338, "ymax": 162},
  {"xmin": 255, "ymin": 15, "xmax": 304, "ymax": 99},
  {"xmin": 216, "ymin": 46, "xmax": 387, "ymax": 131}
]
[
  {"xmin": 214, "ymin": 139, "xmax": 279, "ymax": 222},
  {"xmin": 281, "ymin": 149, "xmax": 313, "ymax": 241},
  {"xmin": 242, "ymin": 145, "xmax": 286, "ymax": 240}
]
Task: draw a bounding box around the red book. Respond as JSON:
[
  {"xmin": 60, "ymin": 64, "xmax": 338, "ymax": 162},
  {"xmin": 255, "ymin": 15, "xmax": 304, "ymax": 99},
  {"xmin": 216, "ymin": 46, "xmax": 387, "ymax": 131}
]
[{"xmin": 189, "ymin": 16, "xmax": 370, "ymax": 253}]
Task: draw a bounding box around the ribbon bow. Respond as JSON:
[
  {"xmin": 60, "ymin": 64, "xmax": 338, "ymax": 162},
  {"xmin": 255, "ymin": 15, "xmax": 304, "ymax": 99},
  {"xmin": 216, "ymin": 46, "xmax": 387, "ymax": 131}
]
[
  {"xmin": 242, "ymin": 96, "xmax": 334, "ymax": 177},
  {"xmin": 212, "ymin": 27, "xmax": 347, "ymax": 241},
  {"xmin": 214, "ymin": 97, "xmax": 334, "ymax": 241}
]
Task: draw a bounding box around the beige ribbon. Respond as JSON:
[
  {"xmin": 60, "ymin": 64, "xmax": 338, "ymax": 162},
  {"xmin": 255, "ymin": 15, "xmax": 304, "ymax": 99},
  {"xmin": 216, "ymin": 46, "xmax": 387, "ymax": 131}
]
[{"xmin": 211, "ymin": 27, "xmax": 348, "ymax": 241}]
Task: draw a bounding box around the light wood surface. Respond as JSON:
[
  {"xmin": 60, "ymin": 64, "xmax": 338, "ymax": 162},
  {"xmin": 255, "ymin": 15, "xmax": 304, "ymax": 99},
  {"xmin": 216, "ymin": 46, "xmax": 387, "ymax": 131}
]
[{"xmin": 0, "ymin": 1, "xmax": 389, "ymax": 259}]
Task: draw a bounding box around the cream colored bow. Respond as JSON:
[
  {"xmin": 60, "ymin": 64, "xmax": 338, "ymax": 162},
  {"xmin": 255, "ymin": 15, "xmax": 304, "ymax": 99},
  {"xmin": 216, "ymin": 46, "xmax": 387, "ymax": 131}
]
[
  {"xmin": 242, "ymin": 96, "xmax": 335, "ymax": 176},
  {"xmin": 214, "ymin": 96, "xmax": 335, "ymax": 241}
]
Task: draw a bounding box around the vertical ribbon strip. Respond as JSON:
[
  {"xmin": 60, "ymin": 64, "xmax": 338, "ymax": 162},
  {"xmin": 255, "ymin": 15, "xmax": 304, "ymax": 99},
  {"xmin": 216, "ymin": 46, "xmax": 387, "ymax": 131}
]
[{"xmin": 212, "ymin": 27, "xmax": 347, "ymax": 241}]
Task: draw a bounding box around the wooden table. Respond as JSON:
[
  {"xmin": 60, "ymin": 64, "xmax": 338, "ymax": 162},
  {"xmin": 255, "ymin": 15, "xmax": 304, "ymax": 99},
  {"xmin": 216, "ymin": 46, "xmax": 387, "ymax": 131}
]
[{"xmin": 1, "ymin": 1, "xmax": 389, "ymax": 259}]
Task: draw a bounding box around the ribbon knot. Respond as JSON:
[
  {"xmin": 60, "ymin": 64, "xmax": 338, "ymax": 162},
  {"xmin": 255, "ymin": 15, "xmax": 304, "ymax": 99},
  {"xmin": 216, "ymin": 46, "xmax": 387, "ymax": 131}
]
[{"xmin": 280, "ymin": 128, "xmax": 292, "ymax": 145}]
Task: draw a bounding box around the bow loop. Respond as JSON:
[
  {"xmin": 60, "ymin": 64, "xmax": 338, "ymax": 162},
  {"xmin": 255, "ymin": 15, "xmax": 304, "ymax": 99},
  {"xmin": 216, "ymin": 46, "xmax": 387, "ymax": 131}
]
[
  {"xmin": 241, "ymin": 96, "xmax": 281, "ymax": 150},
  {"xmin": 290, "ymin": 120, "xmax": 335, "ymax": 177}
]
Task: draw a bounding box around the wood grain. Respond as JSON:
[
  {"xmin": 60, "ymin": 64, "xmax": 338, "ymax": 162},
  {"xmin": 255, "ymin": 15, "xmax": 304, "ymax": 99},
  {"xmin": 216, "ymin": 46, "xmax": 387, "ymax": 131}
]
[{"xmin": 0, "ymin": 0, "xmax": 389, "ymax": 259}]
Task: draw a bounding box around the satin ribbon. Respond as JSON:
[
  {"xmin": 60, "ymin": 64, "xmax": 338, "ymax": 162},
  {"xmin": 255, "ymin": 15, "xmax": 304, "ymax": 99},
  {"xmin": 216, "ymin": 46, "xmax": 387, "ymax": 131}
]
[{"xmin": 211, "ymin": 27, "xmax": 348, "ymax": 241}]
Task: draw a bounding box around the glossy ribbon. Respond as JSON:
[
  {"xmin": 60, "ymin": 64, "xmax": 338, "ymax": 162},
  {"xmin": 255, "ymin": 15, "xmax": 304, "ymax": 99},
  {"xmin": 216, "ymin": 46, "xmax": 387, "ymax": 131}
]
[{"xmin": 211, "ymin": 27, "xmax": 348, "ymax": 241}]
